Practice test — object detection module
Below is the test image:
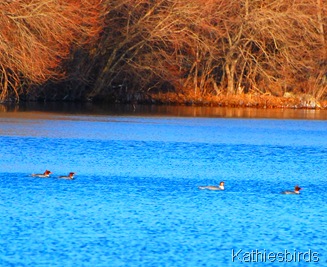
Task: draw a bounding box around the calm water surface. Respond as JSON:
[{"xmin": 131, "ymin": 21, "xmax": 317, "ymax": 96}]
[{"xmin": 0, "ymin": 105, "xmax": 326, "ymax": 266}]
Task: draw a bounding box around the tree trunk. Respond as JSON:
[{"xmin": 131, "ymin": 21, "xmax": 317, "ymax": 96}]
[
  {"xmin": 225, "ymin": 61, "xmax": 236, "ymax": 95},
  {"xmin": 317, "ymin": 0, "xmax": 326, "ymax": 58}
]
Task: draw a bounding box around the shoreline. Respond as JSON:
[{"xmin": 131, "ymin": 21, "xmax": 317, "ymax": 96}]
[
  {"xmin": 1, "ymin": 93, "xmax": 327, "ymax": 111},
  {"xmin": 146, "ymin": 93, "xmax": 327, "ymax": 110}
]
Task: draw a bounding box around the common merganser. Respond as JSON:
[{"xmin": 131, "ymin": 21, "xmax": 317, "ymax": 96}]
[
  {"xmin": 198, "ymin": 181, "xmax": 225, "ymax": 191},
  {"xmin": 281, "ymin": 185, "xmax": 302, "ymax": 195},
  {"xmin": 31, "ymin": 170, "xmax": 52, "ymax": 178},
  {"xmin": 58, "ymin": 172, "xmax": 75, "ymax": 180}
]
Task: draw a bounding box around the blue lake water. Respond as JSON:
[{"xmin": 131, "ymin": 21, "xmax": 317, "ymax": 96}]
[{"xmin": 0, "ymin": 106, "xmax": 327, "ymax": 266}]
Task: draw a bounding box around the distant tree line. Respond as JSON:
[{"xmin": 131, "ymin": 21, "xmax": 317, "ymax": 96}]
[{"xmin": 0, "ymin": 0, "xmax": 326, "ymax": 103}]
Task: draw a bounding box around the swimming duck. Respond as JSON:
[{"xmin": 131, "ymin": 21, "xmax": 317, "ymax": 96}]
[
  {"xmin": 58, "ymin": 172, "xmax": 75, "ymax": 180},
  {"xmin": 31, "ymin": 170, "xmax": 52, "ymax": 178},
  {"xmin": 198, "ymin": 181, "xmax": 225, "ymax": 191},
  {"xmin": 281, "ymin": 185, "xmax": 302, "ymax": 195}
]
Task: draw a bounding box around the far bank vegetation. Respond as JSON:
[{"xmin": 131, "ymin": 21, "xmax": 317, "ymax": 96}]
[{"xmin": 0, "ymin": 0, "xmax": 326, "ymax": 108}]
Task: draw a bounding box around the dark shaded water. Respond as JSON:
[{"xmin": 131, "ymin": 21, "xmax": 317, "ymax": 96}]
[
  {"xmin": 0, "ymin": 105, "xmax": 326, "ymax": 266},
  {"xmin": 1, "ymin": 102, "xmax": 327, "ymax": 119}
]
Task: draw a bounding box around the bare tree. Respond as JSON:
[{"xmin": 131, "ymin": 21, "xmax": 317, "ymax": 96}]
[
  {"xmin": 0, "ymin": 0, "xmax": 103, "ymax": 102},
  {"xmin": 83, "ymin": 0, "xmax": 197, "ymax": 99},
  {"xmin": 11, "ymin": 0, "xmax": 325, "ymax": 103},
  {"xmin": 85, "ymin": 0, "xmax": 326, "ymax": 101},
  {"xmin": 211, "ymin": 0, "xmax": 326, "ymax": 96}
]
